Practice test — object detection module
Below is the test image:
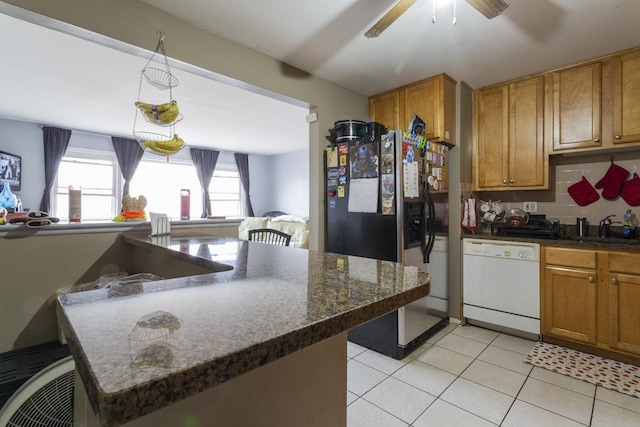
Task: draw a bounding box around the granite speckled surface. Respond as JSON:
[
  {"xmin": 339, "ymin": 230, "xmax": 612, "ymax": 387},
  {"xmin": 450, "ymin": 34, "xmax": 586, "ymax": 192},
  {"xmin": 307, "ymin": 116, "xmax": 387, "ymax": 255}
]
[
  {"xmin": 57, "ymin": 234, "xmax": 430, "ymax": 426},
  {"xmin": 465, "ymin": 232, "xmax": 640, "ymax": 251}
]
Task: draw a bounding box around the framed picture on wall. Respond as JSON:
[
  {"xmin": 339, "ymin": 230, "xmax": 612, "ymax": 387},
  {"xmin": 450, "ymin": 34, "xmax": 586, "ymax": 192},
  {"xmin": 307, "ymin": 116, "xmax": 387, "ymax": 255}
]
[{"xmin": 0, "ymin": 150, "xmax": 21, "ymax": 191}]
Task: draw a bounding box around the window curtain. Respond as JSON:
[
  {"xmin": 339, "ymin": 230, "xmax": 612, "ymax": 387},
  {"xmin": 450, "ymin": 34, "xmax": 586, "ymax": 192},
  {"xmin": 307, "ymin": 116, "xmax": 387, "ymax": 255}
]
[
  {"xmin": 39, "ymin": 126, "xmax": 72, "ymax": 212},
  {"xmin": 111, "ymin": 137, "xmax": 144, "ymax": 202},
  {"xmin": 190, "ymin": 147, "xmax": 219, "ymax": 218},
  {"xmin": 234, "ymin": 153, "xmax": 255, "ymax": 217}
]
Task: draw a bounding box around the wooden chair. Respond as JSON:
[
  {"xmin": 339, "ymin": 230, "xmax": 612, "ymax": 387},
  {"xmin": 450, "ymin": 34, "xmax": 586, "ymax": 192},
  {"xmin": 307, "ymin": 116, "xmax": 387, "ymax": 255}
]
[{"xmin": 248, "ymin": 228, "xmax": 292, "ymax": 246}]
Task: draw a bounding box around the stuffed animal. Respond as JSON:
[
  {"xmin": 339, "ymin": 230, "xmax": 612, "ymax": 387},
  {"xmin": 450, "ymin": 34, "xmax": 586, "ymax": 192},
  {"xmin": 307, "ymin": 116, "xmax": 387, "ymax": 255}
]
[{"xmin": 113, "ymin": 194, "xmax": 148, "ymax": 222}]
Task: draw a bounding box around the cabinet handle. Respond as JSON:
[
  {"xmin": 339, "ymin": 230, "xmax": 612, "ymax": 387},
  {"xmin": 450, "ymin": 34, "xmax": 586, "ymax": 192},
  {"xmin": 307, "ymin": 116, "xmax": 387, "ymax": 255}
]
[
  {"xmin": 615, "ymin": 135, "xmax": 622, "ymax": 140},
  {"xmin": 509, "ymin": 179, "xmax": 515, "ymax": 184},
  {"xmin": 594, "ymin": 138, "xmax": 600, "ymax": 143},
  {"xmin": 502, "ymin": 180, "xmax": 507, "ymax": 184},
  {"xmin": 588, "ymin": 277, "xmax": 595, "ymax": 282},
  {"xmin": 612, "ymin": 278, "xmax": 618, "ymax": 284}
]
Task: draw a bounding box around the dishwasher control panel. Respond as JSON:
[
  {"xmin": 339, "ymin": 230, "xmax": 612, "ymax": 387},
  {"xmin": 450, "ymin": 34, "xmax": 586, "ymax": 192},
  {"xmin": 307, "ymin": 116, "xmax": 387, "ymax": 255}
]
[{"xmin": 463, "ymin": 238, "xmax": 539, "ymax": 262}]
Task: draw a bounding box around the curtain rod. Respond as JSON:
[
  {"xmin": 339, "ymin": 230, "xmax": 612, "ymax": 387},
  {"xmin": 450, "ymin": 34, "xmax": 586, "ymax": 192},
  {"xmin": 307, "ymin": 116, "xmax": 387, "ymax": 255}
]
[{"xmin": 38, "ymin": 124, "xmax": 135, "ymax": 140}]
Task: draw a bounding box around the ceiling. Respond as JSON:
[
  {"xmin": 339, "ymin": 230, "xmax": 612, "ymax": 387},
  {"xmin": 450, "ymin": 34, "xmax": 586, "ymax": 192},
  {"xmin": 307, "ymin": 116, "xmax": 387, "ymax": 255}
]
[{"xmin": 2, "ymin": 0, "xmax": 640, "ymax": 155}]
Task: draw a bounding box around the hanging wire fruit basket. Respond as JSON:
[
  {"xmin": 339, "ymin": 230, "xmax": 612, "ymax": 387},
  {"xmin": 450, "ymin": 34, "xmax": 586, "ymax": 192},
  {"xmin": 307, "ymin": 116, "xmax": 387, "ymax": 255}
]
[
  {"xmin": 133, "ymin": 31, "xmax": 186, "ymax": 156},
  {"xmin": 134, "ymin": 131, "xmax": 186, "ymax": 156}
]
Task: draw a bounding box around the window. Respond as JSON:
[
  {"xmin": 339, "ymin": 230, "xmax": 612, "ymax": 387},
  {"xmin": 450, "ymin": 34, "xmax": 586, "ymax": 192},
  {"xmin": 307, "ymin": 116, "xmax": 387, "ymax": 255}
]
[
  {"xmin": 53, "ymin": 149, "xmax": 243, "ymax": 221},
  {"xmin": 129, "ymin": 158, "xmax": 243, "ymax": 219},
  {"xmin": 53, "ymin": 149, "xmax": 118, "ymax": 222}
]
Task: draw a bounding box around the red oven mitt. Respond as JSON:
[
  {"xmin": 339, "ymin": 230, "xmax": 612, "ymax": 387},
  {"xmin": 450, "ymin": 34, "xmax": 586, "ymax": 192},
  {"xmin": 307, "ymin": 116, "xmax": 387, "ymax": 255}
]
[
  {"xmin": 595, "ymin": 160, "xmax": 629, "ymax": 200},
  {"xmin": 568, "ymin": 176, "xmax": 599, "ymax": 206},
  {"xmin": 621, "ymin": 173, "xmax": 640, "ymax": 206}
]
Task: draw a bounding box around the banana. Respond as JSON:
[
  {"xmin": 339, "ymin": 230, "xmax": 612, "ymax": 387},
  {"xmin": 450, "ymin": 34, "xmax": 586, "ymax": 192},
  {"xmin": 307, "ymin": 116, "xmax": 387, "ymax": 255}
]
[
  {"xmin": 141, "ymin": 135, "xmax": 185, "ymax": 154},
  {"xmin": 135, "ymin": 100, "xmax": 180, "ymax": 124}
]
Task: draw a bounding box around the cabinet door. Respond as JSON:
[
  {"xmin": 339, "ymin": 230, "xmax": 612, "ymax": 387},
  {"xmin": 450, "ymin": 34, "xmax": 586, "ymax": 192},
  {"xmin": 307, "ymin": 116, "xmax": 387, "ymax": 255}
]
[
  {"xmin": 369, "ymin": 90, "xmax": 402, "ymax": 131},
  {"xmin": 403, "ymin": 75, "xmax": 455, "ymax": 144},
  {"xmin": 612, "ymin": 50, "xmax": 640, "ymax": 145},
  {"xmin": 606, "ymin": 252, "xmax": 640, "ymax": 355},
  {"xmin": 509, "ymin": 76, "xmax": 546, "ymax": 188},
  {"xmin": 550, "ymin": 62, "xmax": 602, "ymax": 151},
  {"xmin": 473, "ymin": 85, "xmax": 509, "ymax": 189},
  {"xmin": 543, "ymin": 266, "xmax": 597, "ymax": 345}
]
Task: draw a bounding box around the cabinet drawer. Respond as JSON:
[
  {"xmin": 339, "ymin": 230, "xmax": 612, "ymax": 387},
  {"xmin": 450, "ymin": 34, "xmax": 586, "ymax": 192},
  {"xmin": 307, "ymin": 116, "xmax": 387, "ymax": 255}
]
[
  {"xmin": 607, "ymin": 252, "xmax": 640, "ymax": 275},
  {"xmin": 545, "ymin": 247, "xmax": 596, "ymax": 269}
]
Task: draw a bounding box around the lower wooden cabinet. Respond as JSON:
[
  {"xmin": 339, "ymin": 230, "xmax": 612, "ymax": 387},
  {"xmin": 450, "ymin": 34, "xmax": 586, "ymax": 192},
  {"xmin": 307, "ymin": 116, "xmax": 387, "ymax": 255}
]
[{"xmin": 542, "ymin": 246, "xmax": 640, "ymax": 358}]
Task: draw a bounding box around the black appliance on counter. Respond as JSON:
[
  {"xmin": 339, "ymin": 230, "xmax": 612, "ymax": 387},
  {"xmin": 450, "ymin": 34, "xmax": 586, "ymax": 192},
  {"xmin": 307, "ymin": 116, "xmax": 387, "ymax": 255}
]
[
  {"xmin": 324, "ymin": 125, "xmax": 448, "ymax": 359},
  {"xmin": 491, "ymin": 215, "xmax": 564, "ymax": 239}
]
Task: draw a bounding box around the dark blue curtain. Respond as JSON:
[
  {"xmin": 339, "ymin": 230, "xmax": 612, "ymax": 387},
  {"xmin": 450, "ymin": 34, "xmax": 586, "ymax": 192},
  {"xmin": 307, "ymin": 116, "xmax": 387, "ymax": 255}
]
[
  {"xmin": 39, "ymin": 126, "xmax": 72, "ymax": 212},
  {"xmin": 111, "ymin": 137, "xmax": 144, "ymax": 207},
  {"xmin": 190, "ymin": 147, "xmax": 219, "ymax": 218},
  {"xmin": 234, "ymin": 153, "xmax": 255, "ymax": 217}
]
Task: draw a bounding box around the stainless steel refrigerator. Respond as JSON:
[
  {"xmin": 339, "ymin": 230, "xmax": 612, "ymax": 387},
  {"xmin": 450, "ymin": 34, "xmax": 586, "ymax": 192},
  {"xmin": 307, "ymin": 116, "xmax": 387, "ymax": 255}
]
[{"xmin": 324, "ymin": 128, "xmax": 449, "ymax": 359}]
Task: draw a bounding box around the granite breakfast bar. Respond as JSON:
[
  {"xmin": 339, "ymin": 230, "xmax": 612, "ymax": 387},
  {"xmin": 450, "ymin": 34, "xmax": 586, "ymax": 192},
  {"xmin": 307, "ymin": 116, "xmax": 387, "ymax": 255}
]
[{"xmin": 57, "ymin": 233, "xmax": 431, "ymax": 426}]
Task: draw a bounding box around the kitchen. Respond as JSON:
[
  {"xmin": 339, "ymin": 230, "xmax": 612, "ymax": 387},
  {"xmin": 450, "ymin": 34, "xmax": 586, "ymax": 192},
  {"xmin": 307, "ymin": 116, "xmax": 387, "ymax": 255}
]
[{"xmin": 2, "ymin": 0, "xmax": 640, "ymax": 426}]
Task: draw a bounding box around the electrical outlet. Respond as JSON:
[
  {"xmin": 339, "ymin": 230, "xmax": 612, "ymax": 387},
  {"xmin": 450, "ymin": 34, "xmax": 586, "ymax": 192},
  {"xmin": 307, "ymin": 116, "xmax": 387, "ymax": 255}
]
[{"xmin": 523, "ymin": 201, "xmax": 538, "ymax": 213}]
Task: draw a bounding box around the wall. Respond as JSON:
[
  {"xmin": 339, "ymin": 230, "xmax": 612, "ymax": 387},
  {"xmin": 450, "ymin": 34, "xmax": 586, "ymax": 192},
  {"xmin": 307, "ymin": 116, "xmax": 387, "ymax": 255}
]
[
  {"xmin": 1, "ymin": 0, "xmax": 370, "ymax": 250},
  {"xmin": 475, "ymin": 151, "xmax": 640, "ymax": 232},
  {"xmin": 0, "ymin": 117, "xmax": 295, "ymax": 216},
  {"xmin": 268, "ymin": 149, "xmax": 309, "ymax": 217}
]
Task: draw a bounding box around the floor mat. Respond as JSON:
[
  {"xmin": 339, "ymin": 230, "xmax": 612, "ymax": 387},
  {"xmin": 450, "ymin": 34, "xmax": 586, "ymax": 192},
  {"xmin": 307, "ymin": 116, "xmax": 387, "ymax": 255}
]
[{"xmin": 526, "ymin": 341, "xmax": 640, "ymax": 398}]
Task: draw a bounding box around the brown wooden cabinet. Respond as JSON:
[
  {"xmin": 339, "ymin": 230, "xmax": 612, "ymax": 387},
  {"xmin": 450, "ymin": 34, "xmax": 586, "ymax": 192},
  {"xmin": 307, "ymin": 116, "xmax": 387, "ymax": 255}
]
[
  {"xmin": 473, "ymin": 76, "xmax": 547, "ymax": 191},
  {"xmin": 543, "ymin": 246, "xmax": 640, "ymax": 359},
  {"xmin": 543, "ymin": 247, "xmax": 598, "ymax": 345},
  {"xmin": 369, "ymin": 74, "xmax": 456, "ymax": 145},
  {"xmin": 550, "ymin": 62, "xmax": 602, "ymax": 151},
  {"xmin": 612, "ymin": 50, "xmax": 640, "ymax": 145}
]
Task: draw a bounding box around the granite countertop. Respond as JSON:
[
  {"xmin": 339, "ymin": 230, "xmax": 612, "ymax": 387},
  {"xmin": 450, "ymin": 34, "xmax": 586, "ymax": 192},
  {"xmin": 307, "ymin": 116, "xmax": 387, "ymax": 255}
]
[
  {"xmin": 464, "ymin": 231, "xmax": 640, "ymax": 251},
  {"xmin": 57, "ymin": 234, "xmax": 431, "ymax": 426}
]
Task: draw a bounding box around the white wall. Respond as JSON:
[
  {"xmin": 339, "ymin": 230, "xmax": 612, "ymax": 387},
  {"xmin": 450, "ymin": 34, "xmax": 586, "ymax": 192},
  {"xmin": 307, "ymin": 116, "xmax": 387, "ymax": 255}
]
[
  {"xmin": 0, "ymin": 117, "xmax": 280, "ymax": 214},
  {"xmin": 270, "ymin": 149, "xmax": 309, "ymax": 217}
]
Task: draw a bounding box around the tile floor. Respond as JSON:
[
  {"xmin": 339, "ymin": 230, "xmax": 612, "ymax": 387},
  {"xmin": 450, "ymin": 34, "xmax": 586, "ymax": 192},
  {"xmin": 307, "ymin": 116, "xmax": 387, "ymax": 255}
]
[{"xmin": 347, "ymin": 324, "xmax": 640, "ymax": 426}]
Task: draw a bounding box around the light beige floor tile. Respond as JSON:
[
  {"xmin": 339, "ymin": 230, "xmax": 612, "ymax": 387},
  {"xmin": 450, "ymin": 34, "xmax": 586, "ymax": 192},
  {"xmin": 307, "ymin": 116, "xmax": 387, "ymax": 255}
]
[
  {"xmin": 596, "ymin": 386, "xmax": 640, "ymax": 414},
  {"xmin": 478, "ymin": 345, "xmax": 533, "ymax": 375},
  {"xmin": 591, "ymin": 399, "xmax": 640, "ymax": 426},
  {"xmin": 354, "ymin": 348, "xmax": 407, "ymax": 375},
  {"xmin": 347, "ymin": 341, "xmax": 368, "ymax": 359},
  {"xmin": 440, "ymin": 377, "xmax": 514, "ymax": 424},
  {"xmin": 404, "ymin": 340, "xmax": 433, "ymax": 360},
  {"xmin": 502, "ymin": 400, "xmax": 586, "ymax": 427},
  {"xmin": 412, "ymin": 399, "xmax": 496, "ymax": 427},
  {"xmin": 530, "ymin": 366, "xmax": 596, "ymax": 397},
  {"xmin": 518, "ymin": 377, "xmax": 593, "ymax": 425},
  {"xmin": 347, "ymin": 391, "xmax": 358, "ymax": 406},
  {"xmin": 363, "ymin": 377, "xmax": 436, "ymax": 424},
  {"xmin": 491, "ymin": 333, "xmax": 536, "ymax": 355},
  {"xmin": 391, "ymin": 359, "xmax": 457, "ymax": 397},
  {"xmin": 347, "ymin": 398, "xmax": 408, "ymax": 427},
  {"xmin": 461, "ymin": 359, "xmax": 527, "ymax": 397},
  {"xmin": 427, "ymin": 324, "xmax": 458, "ymax": 344},
  {"xmin": 435, "ymin": 333, "xmax": 489, "ymax": 358},
  {"xmin": 347, "ymin": 359, "xmax": 387, "ymax": 396},
  {"xmin": 451, "ymin": 325, "xmax": 500, "ymax": 344},
  {"xmin": 416, "ymin": 345, "xmax": 475, "ymax": 375}
]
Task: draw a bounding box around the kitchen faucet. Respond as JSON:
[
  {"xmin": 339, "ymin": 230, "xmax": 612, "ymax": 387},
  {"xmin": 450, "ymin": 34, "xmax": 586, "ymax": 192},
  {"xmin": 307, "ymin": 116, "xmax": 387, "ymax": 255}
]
[{"xmin": 599, "ymin": 215, "xmax": 615, "ymax": 238}]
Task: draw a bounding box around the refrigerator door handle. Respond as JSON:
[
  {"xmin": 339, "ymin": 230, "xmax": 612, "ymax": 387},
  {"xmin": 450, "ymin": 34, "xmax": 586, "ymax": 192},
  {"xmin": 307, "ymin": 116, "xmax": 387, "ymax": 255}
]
[{"xmin": 422, "ymin": 184, "xmax": 436, "ymax": 264}]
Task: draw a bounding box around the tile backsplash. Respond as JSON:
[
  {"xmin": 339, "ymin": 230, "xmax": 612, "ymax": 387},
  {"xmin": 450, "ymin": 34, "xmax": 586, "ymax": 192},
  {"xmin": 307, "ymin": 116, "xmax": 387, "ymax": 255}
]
[{"xmin": 477, "ymin": 151, "xmax": 640, "ymax": 229}]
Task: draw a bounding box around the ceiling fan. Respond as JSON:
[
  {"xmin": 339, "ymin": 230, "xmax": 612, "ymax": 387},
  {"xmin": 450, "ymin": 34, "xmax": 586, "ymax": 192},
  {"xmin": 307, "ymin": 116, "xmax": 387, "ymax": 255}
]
[{"xmin": 365, "ymin": 0, "xmax": 510, "ymax": 38}]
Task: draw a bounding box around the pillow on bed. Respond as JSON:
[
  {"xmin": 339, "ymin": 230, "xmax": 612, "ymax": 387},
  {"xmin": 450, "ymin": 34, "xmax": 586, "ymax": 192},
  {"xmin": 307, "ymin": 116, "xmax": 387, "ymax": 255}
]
[
  {"xmin": 270, "ymin": 214, "xmax": 308, "ymax": 223},
  {"xmin": 262, "ymin": 210, "xmax": 288, "ymax": 218}
]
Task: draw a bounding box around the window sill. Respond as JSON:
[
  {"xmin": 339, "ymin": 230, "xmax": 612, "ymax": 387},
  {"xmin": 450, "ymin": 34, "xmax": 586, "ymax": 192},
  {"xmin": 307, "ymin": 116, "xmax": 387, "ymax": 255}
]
[{"xmin": 0, "ymin": 218, "xmax": 243, "ymax": 238}]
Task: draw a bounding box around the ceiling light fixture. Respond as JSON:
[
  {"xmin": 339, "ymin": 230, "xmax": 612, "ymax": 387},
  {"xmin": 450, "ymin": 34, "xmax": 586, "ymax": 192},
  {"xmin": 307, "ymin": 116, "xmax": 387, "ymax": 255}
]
[{"xmin": 432, "ymin": 0, "xmax": 457, "ymax": 26}]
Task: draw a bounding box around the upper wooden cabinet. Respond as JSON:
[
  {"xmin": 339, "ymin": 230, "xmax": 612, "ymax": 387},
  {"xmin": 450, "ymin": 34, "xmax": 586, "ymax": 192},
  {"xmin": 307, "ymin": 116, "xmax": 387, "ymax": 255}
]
[
  {"xmin": 550, "ymin": 62, "xmax": 602, "ymax": 151},
  {"xmin": 612, "ymin": 50, "xmax": 640, "ymax": 145},
  {"xmin": 473, "ymin": 76, "xmax": 547, "ymax": 191},
  {"xmin": 369, "ymin": 74, "xmax": 456, "ymax": 145}
]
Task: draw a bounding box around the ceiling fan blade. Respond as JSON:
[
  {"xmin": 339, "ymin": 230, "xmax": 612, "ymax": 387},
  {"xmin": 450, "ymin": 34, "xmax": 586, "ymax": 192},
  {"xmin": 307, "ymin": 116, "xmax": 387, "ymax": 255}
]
[
  {"xmin": 465, "ymin": 0, "xmax": 510, "ymax": 19},
  {"xmin": 365, "ymin": 0, "xmax": 418, "ymax": 38}
]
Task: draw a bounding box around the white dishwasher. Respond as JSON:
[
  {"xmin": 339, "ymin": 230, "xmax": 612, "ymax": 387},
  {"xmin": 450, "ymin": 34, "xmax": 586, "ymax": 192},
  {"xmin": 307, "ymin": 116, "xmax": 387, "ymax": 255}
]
[{"xmin": 462, "ymin": 238, "xmax": 540, "ymax": 335}]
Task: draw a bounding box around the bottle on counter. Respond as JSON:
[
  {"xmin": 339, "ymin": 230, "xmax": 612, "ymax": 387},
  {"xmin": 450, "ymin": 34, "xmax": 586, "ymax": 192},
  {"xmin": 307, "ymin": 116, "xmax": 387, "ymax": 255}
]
[{"xmin": 622, "ymin": 209, "xmax": 638, "ymax": 239}]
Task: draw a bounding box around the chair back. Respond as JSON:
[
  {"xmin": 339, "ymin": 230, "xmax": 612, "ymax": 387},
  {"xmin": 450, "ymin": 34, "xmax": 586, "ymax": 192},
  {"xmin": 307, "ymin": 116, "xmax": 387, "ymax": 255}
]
[{"xmin": 248, "ymin": 228, "xmax": 292, "ymax": 246}]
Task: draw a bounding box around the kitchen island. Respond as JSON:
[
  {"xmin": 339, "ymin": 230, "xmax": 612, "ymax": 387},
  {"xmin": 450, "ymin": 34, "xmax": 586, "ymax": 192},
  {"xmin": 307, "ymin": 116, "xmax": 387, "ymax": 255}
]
[{"xmin": 57, "ymin": 233, "xmax": 431, "ymax": 426}]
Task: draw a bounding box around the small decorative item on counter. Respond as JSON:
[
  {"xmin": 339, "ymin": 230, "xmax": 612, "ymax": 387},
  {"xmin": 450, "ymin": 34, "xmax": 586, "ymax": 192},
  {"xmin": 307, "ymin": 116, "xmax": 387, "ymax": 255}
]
[
  {"xmin": 8, "ymin": 211, "xmax": 59, "ymax": 228},
  {"xmin": 595, "ymin": 160, "xmax": 629, "ymax": 200},
  {"xmin": 113, "ymin": 194, "xmax": 148, "ymax": 222},
  {"xmin": 622, "ymin": 209, "xmax": 638, "ymax": 239},
  {"xmin": 568, "ymin": 176, "xmax": 600, "ymax": 206},
  {"xmin": 0, "ymin": 182, "xmax": 18, "ymax": 209},
  {"xmin": 621, "ymin": 172, "xmax": 640, "ymax": 206},
  {"xmin": 0, "ymin": 207, "xmax": 7, "ymax": 224}
]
